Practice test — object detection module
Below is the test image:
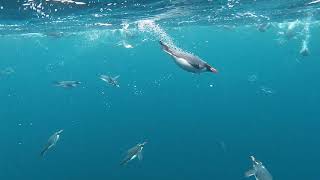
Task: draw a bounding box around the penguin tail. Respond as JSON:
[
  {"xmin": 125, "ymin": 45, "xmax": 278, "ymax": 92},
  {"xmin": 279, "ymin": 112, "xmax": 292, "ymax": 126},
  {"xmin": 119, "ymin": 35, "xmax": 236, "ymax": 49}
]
[
  {"xmin": 40, "ymin": 146, "xmax": 49, "ymax": 157},
  {"xmin": 52, "ymin": 81, "xmax": 60, "ymax": 86},
  {"xmin": 120, "ymin": 160, "xmax": 128, "ymax": 166},
  {"xmin": 120, "ymin": 157, "xmax": 130, "ymax": 166}
]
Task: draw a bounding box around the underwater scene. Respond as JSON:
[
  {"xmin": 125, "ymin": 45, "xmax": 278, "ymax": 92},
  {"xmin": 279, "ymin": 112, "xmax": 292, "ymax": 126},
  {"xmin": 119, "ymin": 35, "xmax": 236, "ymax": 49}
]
[{"xmin": 1, "ymin": 0, "xmax": 320, "ymax": 180}]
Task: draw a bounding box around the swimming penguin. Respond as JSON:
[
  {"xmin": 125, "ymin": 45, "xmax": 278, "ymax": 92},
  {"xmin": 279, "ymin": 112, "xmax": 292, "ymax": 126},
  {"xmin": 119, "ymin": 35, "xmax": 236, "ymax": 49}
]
[
  {"xmin": 45, "ymin": 32, "xmax": 64, "ymax": 38},
  {"xmin": 120, "ymin": 141, "xmax": 147, "ymax": 165},
  {"xmin": 159, "ymin": 41, "xmax": 218, "ymax": 74},
  {"xmin": 53, "ymin": 81, "xmax": 81, "ymax": 88},
  {"xmin": 40, "ymin": 130, "xmax": 63, "ymax": 157},
  {"xmin": 245, "ymin": 156, "xmax": 273, "ymax": 180},
  {"xmin": 0, "ymin": 67, "xmax": 14, "ymax": 76},
  {"xmin": 99, "ymin": 75, "xmax": 120, "ymax": 87}
]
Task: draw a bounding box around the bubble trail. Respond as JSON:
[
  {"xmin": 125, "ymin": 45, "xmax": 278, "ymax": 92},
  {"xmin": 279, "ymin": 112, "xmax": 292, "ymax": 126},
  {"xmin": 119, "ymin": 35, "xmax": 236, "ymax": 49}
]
[{"xmin": 137, "ymin": 20, "xmax": 175, "ymax": 48}]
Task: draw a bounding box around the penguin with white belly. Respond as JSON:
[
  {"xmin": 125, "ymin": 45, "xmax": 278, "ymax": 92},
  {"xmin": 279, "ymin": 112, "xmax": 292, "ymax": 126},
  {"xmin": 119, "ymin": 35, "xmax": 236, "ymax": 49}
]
[
  {"xmin": 159, "ymin": 41, "xmax": 218, "ymax": 74},
  {"xmin": 120, "ymin": 142, "xmax": 147, "ymax": 166},
  {"xmin": 245, "ymin": 156, "xmax": 273, "ymax": 180},
  {"xmin": 40, "ymin": 130, "xmax": 64, "ymax": 157}
]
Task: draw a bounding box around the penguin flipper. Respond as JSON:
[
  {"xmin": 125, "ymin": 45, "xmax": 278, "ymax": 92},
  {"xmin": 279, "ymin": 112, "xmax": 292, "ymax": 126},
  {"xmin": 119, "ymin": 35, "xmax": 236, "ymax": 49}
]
[
  {"xmin": 137, "ymin": 151, "xmax": 143, "ymax": 161},
  {"xmin": 113, "ymin": 75, "xmax": 120, "ymax": 80},
  {"xmin": 245, "ymin": 169, "xmax": 256, "ymax": 177}
]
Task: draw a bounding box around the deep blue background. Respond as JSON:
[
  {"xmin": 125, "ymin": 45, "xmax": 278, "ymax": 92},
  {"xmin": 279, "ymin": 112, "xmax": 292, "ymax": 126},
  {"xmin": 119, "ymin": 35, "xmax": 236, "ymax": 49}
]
[{"xmin": 0, "ymin": 26, "xmax": 320, "ymax": 180}]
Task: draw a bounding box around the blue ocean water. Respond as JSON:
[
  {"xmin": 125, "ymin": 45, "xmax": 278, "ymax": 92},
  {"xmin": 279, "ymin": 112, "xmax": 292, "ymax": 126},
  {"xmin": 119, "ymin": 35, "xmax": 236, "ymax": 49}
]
[{"xmin": 1, "ymin": 0, "xmax": 320, "ymax": 180}]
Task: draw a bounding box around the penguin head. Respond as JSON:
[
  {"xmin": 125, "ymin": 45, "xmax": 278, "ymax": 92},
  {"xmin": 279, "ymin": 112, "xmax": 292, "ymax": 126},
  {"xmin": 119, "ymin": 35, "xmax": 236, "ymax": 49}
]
[
  {"xmin": 140, "ymin": 141, "xmax": 148, "ymax": 147},
  {"xmin": 250, "ymin": 156, "xmax": 261, "ymax": 166},
  {"xmin": 57, "ymin": 129, "xmax": 64, "ymax": 134},
  {"xmin": 206, "ymin": 64, "xmax": 218, "ymax": 73}
]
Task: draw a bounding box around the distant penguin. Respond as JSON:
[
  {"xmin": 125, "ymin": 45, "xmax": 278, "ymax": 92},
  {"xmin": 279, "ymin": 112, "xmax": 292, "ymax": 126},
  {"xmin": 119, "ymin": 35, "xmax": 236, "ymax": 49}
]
[
  {"xmin": 41, "ymin": 130, "xmax": 63, "ymax": 157},
  {"xmin": 45, "ymin": 32, "xmax": 64, "ymax": 38},
  {"xmin": 100, "ymin": 75, "xmax": 120, "ymax": 87},
  {"xmin": 245, "ymin": 156, "xmax": 273, "ymax": 180},
  {"xmin": 159, "ymin": 41, "xmax": 218, "ymax": 74},
  {"xmin": 120, "ymin": 142, "xmax": 147, "ymax": 165},
  {"xmin": 0, "ymin": 67, "xmax": 14, "ymax": 76},
  {"xmin": 53, "ymin": 81, "xmax": 81, "ymax": 88}
]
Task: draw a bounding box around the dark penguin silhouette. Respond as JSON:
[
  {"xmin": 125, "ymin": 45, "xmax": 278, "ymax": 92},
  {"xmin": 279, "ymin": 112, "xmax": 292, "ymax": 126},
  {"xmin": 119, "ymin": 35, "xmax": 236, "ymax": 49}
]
[
  {"xmin": 159, "ymin": 41, "xmax": 218, "ymax": 74},
  {"xmin": 53, "ymin": 81, "xmax": 81, "ymax": 88},
  {"xmin": 120, "ymin": 142, "xmax": 147, "ymax": 165}
]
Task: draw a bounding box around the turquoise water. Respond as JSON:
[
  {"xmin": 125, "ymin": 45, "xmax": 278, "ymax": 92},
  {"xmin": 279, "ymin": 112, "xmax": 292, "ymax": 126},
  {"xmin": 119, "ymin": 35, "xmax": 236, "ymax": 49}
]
[{"xmin": 1, "ymin": 0, "xmax": 320, "ymax": 180}]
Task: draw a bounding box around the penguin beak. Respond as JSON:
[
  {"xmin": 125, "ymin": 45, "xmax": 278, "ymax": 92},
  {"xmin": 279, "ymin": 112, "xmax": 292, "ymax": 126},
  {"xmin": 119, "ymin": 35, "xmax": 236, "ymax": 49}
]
[
  {"xmin": 209, "ymin": 67, "xmax": 218, "ymax": 73},
  {"xmin": 58, "ymin": 129, "xmax": 64, "ymax": 134},
  {"xmin": 142, "ymin": 141, "xmax": 148, "ymax": 146}
]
